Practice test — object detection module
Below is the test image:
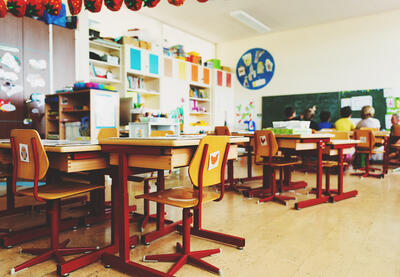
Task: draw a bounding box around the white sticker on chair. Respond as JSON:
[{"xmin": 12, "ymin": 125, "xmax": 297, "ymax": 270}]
[
  {"xmin": 260, "ymin": 135, "xmax": 268, "ymax": 146},
  {"xmin": 360, "ymin": 136, "xmax": 367, "ymax": 143},
  {"xmin": 19, "ymin": 144, "xmax": 29, "ymax": 163},
  {"xmin": 208, "ymin": 151, "xmax": 220, "ymax": 171}
]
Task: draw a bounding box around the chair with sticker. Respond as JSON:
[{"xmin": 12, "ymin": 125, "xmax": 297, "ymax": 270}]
[
  {"xmin": 136, "ymin": 136, "xmax": 230, "ymax": 276},
  {"xmin": 244, "ymin": 130, "xmax": 301, "ymax": 205},
  {"xmin": 214, "ymin": 126, "xmax": 231, "ymax": 136},
  {"xmin": 10, "ymin": 129, "xmax": 104, "ymax": 275},
  {"xmin": 352, "ymin": 129, "xmax": 385, "ymax": 178}
]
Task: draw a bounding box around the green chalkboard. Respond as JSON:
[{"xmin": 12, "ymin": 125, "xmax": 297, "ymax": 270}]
[
  {"xmin": 339, "ymin": 89, "xmax": 386, "ymax": 129},
  {"xmin": 262, "ymin": 92, "xmax": 340, "ymax": 128}
]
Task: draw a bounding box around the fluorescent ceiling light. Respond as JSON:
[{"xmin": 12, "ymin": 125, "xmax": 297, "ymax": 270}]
[{"xmin": 230, "ymin": 10, "xmax": 271, "ymax": 33}]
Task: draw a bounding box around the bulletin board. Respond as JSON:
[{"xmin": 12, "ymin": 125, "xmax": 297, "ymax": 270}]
[{"xmin": 236, "ymin": 48, "xmax": 275, "ymax": 90}]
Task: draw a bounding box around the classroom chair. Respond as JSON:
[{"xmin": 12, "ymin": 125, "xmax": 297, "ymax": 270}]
[
  {"xmin": 245, "ymin": 130, "xmax": 301, "ymax": 205},
  {"xmin": 136, "ymin": 136, "xmax": 230, "ymax": 276},
  {"xmin": 10, "ymin": 129, "xmax": 103, "ymax": 275},
  {"xmin": 352, "ymin": 129, "xmax": 385, "ymax": 178},
  {"xmin": 389, "ymin": 125, "xmax": 400, "ymax": 166},
  {"xmin": 214, "ymin": 126, "xmax": 231, "ymax": 135}
]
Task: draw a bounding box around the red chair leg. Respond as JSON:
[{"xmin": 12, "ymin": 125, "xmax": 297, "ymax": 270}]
[{"xmin": 142, "ymin": 208, "xmax": 222, "ymax": 276}]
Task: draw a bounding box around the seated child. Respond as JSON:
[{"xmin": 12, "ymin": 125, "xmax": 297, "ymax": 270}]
[
  {"xmin": 335, "ymin": 106, "xmax": 355, "ymax": 131},
  {"xmin": 318, "ymin": 111, "xmax": 333, "ymax": 130}
]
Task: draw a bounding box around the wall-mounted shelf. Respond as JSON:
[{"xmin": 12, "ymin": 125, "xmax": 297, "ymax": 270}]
[
  {"xmin": 90, "ymin": 77, "xmax": 121, "ymax": 84},
  {"xmin": 89, "ymin": 59, "xmax": 120, "ymax": 68},
  {"xmin": 189, "ymin": 97, "xmax": 210, "ymax": 102}
]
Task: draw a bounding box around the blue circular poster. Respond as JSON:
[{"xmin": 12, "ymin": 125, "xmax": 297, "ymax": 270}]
[{"xmin": 236, "ymin": 48, "xmax": 275, "ymax": 90}]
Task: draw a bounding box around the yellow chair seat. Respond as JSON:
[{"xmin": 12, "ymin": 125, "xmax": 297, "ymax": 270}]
[
  {"xmin": 136, "ymin": 187, "xmax": 220, "ymax": 209},
  {"xmin": 18, "ymin": 182, "xmax": 104, "ymax": 200},
  {"xmin": 259, "ymin": 156, "xmax": 301, "ymax": 167}
]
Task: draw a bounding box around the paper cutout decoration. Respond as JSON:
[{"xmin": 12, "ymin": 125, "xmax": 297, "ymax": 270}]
[
  {"xmin": 44, "ymin": 0, "xmax": 62, "ymax": 15},
  {"xmin": 164, "ymin": 57, "xmax": 172, "ymax": 77},
  {"xmin": 19, "ymin": 144, "xmax": 29, "ymax": 162},
  {"xmin": 7, "ymin": 0, "xmax": 26, "ymax": 17},
  {"xmin": 197, "ymin": 0, "xmax": 207, "ymax": 2},
  {"xmin": 105, "ymin": 0, "xmax": 122, "ymax": 11},
  {"xmin": 1, "ymin": 53, "xmax": 21, "ymax": 73},
  {"xmin": 191, "ymin": 64, "xmax": 198, "ymax": 82},
  {"xmin": 1, "ymin": 83, "xmax": 23, "ymax": 97},
  {"xmin": 29, "ymin": 59, "xmax": 47, "ymax": 71},
  {"xmin": 27, "ymin": 74, "xmax": 45, "ymax": 87},
  {"xmin": 0, "ymin": 69, "xmax": 18, "ymax": 81},
  {"xmin": 208, "ymin": 151, "xmax": 220, "ymax": 170},
  {"xmin": 84, "ymin": 0, "xmax": 102, "ymax": 12},
  {"xmin": 217, "ymin": 70, "xmax": 222, "ymax": 86},
  {"xmin": 259, "ymin": 135, "xmax": 267, "ymax": 146},
  {"xmin": 226, "ymin": 73, "xmax": 231, "ymax": 88},
  {"xmin": 178, "ymin": 61, "xmax": 186, "ymax": 80},
  {"xmin": 0, "ymin": 0, "xmax": 7, "ymax": 17},
  {"xmin": 143, "ymin": 0, "xmax": 159, "ymax": 7},
  {"xmin": 0, "ymin": 45, "xmax": 19, "ymax": 53},
  {"xmin": 236, "ymin": 48, "xmax": 275, "ymax": 90},
  {"xmin": 25, "ymin": 0, "xmax": 45, "ymax": 17},
  {"xmin": 67, "ymin": 0, "xmax": 82, "ymax": 15},
  {"xmin": 124, "ymin": 0, "xmax": 142, "ymax": 10},
  {"xmin": 0, "ymin": 99, "xmax": 16, "ymax": 112},
  {"xmin": 168, "ymin": 0, "xmax": 184, "ymax": 6},
  {"xmin": 203, "ymin": 68, "xmax": 210, "ymax": 85}
]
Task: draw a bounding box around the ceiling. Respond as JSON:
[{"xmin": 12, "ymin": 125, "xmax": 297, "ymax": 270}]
[{"xmin": 139, "ymin": 0, "xmax": 400, "ymax": 43}]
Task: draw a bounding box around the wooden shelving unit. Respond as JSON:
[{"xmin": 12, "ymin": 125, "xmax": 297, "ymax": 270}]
[
  {"xmin": 45, "ymin": 89, "xmax": 119, "ymax": 139},
  {"xmin": 89, "ymin": 40, "xmax": 122, "ymax": 88},
  {"xmin": 187, "ymin": 83, "xmax": 211, "ymax": 132}
]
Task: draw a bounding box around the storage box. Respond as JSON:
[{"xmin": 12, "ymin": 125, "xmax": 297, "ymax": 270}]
[
  {"xmin": 121, "ymin": 36, "xmax": 139, "ymax": 47},
  {"xmin": 206, "ymin": 59, "xmax": 221, "ymax": 69},
  {"xmin": 221, "ymin": 66, "xmax": 232, "ymax": 72},
  {"xmin": 139, "ymin": 40, "xmax": 147, "ymax": 49}
]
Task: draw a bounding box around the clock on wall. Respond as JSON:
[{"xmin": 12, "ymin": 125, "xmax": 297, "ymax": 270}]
[{"xmin": 236, "ymin": 48, "xmax": 275, "ymax": 90}]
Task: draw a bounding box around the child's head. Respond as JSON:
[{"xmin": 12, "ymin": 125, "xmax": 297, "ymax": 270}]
[
  {"xmin": 303, "ymin": 108, "xmax": 315, "ymax": 121},
  {"xmin": 361, "ymin": 105, "xmax": 375, "ymax": 119},
  {"xmin": 340, "ymin": 106, "xmax": 352, "ymax": 118},
  {"xmin": 284, "ymin": 107, "xmax": 296, "ymax": 119},
  {"xmin": 320, "ymin": 111, "xmax": 331, "ymax": 122}
]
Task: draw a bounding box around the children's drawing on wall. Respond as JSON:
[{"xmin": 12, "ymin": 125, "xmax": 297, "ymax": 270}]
[
  {"xmin": 170, "ymin": 97, "xmax": 185, "ymax": 132},
  {"xmin": 0, "ymin": 98, "xmax": 16, "ymax": 112},
  {"xmin": 236, "ymin": 48, "xmax": 275, "ymax": 90},
  {"xmin": 1, "ymin": 52, "xmax": 21, "ymax": 73},
  {"xmin": 26, "ymin": 73, "xmax": 45, "ymax": 87},
  {"xmin": 235, "ymin": 101, "xmax": 258, "ymax": 131},
  {"xmin": 28, "ymin": 59, "xmax": 47, "ymax": 71}
]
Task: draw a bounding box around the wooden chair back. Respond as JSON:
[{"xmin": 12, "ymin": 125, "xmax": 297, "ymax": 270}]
[
  {"xmin": 97, "ymin": 128, "xmax": 119, "ymax": 139},
  {"xmin": 150, "ymin": 130, "xmax": 174, "ymax": 137},
  {"xmin": 354, "ymin": 129, "xmax": 375, "ymax": 149},
  {"xmin": 189, "ymin": 136, "xmax": 230, "ymax": 190},
  {"xmin": 325, "ymin": 131, "xmax": 350, "ymax": 140},
  {"xmin": 393, "ymin": 125, "xmax": 400, "ymax": 137},
  {"xmin": 254, "ymin": 130, "xmax": 279, "ymax": 164},
  {"xmin": 10, "ymin": 129, "xmax": 49, "ymax": 202},
  {"xmin": 360, "ymin": 127, "xmax": 379, "ymax": 131},
  {"xmin": 214, "ymin": 126, "xmax": 231, "ymax": 136}
]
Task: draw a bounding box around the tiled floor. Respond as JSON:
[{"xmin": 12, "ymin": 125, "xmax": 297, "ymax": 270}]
[{"xmin": 1, "ymin": 160, "xmax": 400, "ymax": 277}]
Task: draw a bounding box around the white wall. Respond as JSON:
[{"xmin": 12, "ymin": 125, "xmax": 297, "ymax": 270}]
[{"xmin": 216, "ymin": 9, "xmax": 400, "ymax": 128}]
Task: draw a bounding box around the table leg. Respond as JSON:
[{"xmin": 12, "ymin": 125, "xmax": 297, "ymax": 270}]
[
  {"xmin": 101, "ymin": 153, "xmax": 169, "ymax": 277},
  {"xmin": 295, "ymin": 140, "xmax": 329, "ymax": 209},
  {"xmin": 330, "ymin": 147, "xmax": 358, "ymax": 202}
]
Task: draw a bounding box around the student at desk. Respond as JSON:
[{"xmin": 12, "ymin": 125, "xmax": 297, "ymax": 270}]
[
  {"xmin": 356, "ymin": 105, "xmax": 380, "ymax": 130},
  {"xmin": 335, "ymin": 106, "xmax": 355, "ymax": 131},
  {"xmin": 284, "ymin": 106, "xmax": 299, "ymax": 120}
]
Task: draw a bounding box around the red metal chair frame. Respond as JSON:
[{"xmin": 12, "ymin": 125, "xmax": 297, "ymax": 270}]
[{"xmin": 142, "ymin": 142, "xmax": 230, "ymax": 276}]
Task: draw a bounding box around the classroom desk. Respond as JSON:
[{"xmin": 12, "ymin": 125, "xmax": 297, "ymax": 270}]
[
  {"xmin": 99, "ymin": 136, "xmax": 248, "ymax": 277},
  {"xmin": 273, "ymin": 133, "xmax": 334, "ymax": 209}
]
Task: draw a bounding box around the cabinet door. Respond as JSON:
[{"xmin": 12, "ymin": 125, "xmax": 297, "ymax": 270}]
[
  {"xmin": 149, "ymin": 54, "xmax": 159, "ymax": 75},
  {"xmin": 191, "ymin": 64, "xmax": 198, "ymax": 82},
  {"xmin": 130, "ymin": 48, "xmax": 141, "ymax": 71}
]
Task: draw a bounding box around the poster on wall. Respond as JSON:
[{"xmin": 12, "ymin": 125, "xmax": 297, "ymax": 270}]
[{"xmin": 236, "ymin": 48, "xmax": 275, "ymax": 90}]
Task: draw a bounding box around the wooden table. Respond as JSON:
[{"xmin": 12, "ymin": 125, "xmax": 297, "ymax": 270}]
[
  {"xmin": 0, "ymin": 140, "xmax": 115, "ymax": 275},
  {"xmin": 99, "ymin": 136, "xmax": 248, "ymax": 277}
]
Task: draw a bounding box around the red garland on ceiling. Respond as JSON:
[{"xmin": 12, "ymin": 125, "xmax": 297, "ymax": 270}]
[
  {"xmin": 44, "ymin": 0, "xmax": 62, "ymax": 15},
  {"xmin": 84, "ymin": 0, "xmax": 102, "ymax": 12},
  {"xmin": 124, "ymin": 0, "xmax": 142, "ymax": 11},
  {"xmin": 1, "ymin": 0, "xmax": 209, "ymax": 18},
  {"xmin": 105, "ymin": 0, "xmax": 123, "ymax": 11},
  {"xmin": 0, "ymin": 0, "xmax": 7, "ymax": 17},
  {"xmin": 68, "ymin": 0, "xmax": 83, "ymax": 15},
  {"xmin": 168, "ymin": 0, "xmax": 184, "ymax": 6},
  {"xmin": 7, "ymin": 0, "xmax": 26, "ymax": 17},
  {"xmin": 26, "ymin": 0, "xmax": 45, "ymax": 17},
  {"xmin": 144, "ymin": 0, "xmax": 160, "ymax": 8}
]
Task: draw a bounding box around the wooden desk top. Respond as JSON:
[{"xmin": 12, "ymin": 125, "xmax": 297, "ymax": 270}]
[
  {"xmin": 99, "ymin": 136, "xmax": 249, "ymax": 147},
  {"xmin": 327, "ymin": 139, "xmax": 361, "ymax": 145},
  {"xmin": 0, "ymin": 139, "xmax": 101, "ymax": 153},
  {"xmin": 275, "ymin": 133, "xmax": 334, "ymax": 139}
]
